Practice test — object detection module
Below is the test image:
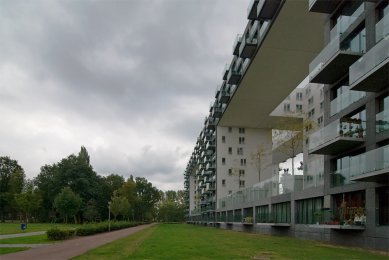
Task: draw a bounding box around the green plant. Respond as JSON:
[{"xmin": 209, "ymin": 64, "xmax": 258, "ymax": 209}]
[{"xmin": 47, "ymin": 228, "xmax": 76, "ymax": 240}]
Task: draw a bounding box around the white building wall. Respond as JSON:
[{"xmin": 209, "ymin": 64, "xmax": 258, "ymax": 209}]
[{"xmin": 216, "ymin": 126, "xmax": 273, "ymax": 203}]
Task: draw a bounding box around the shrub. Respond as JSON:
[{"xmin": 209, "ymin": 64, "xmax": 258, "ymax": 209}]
[
  {"xmin": 75, "ymin": 221, "xmax": 141, "ymax": 236},
  {"xmin": 47, "ymin": 228, "xmax": 76, "ymax": 240}
]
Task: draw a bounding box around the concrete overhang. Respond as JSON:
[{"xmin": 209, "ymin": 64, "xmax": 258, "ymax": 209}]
[{"xmin": 218, "ymin": 1, "xmax": 326, "ymax": 129}]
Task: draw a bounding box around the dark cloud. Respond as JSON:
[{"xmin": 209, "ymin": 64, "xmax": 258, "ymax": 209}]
[{"xmin": 0, "ymin": 0, "xmax": 247, "ymax": 190}]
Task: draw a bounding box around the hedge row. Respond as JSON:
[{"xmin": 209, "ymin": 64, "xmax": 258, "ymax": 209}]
[
  {"xmin": 47, "ymin": 228, "xmax": 76, "ymax": 240},
  {"xmin": 46, "ymin": 221, "xmax": 142, "ymax": 240}
]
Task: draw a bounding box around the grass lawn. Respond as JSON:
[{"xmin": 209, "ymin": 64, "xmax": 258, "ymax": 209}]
[
  {"xmin": 0, "ymin": 223, "xmax": 80, "ymax": 235},
  {"xmin": 0, "ymin": 247, "xmax": 29, "ymax": 255},
  {"xmin": 0, "ymin": 234, "xmax": 51, "ymax": 244},
  {"xmin": 75, "ymin": 224, "xmax": 388, "ymax": 259}
]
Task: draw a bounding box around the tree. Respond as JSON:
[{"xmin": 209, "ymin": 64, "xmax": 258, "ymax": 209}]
[
  {"xmin": 0, "ymin": 156, "xmax": 25, "ymax": 221},
  {"xmin": 53, "ymin": 187, "xmax": 82, "ymax": 223},
  {"xmin": 14, "ymin": 180, "xmax": 41, "ymax": 223},
  {"xmin": 158, "ymin": 190, "xmax": 186, "ymax": 222},
  {"xmin": 134, "ymin": 177, "xmax": 161, "ymax": 221},
  {"xmin": 109, "ymin": 195, "xmax": 129, "ymax": 220}
]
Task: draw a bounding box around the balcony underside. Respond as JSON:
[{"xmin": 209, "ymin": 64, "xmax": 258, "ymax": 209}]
[
  {"xmin": 350, "ymin": 168, "xmax": 389, "ymax": 183},
  {"xmin": 309, "ymin": 137, "xmax": 364, "ymax": 155},
  {"xmin": 310, "ymin": 52, "xmax": 362, "ymax": 84},
  {"xmin": 219, "ymin": 1, "xmax": 325, "ymax": 128},
  {"xmin": 213, "ymin": 110, "xmax": 222, "ymax": 118},
  {"xmin": 350, "ymin": 58, "xmax": 389, "ymax": 92},
  {"xmin": 257, "ymin": 0, "xmax": 282, "ymax": 20},
  {"xmin": 227, "ymin": 73, "xmax": 241, "ymax": 85},
  {"xmin": 219, "ymin": 94, "xmax": 229, "ymax": 103},
  {"xmin": 248, "ymin": 0, "xmax": 259, "ymax": 20},
  {"xmin": 240, "ymin": 42, "xmax": 257, "ymax": 59},
  {"xmin": 309, "ymin": 0, "xmax": 340, "ymax": 14}
]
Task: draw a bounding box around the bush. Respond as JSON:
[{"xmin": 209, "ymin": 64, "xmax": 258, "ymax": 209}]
[
  {"xmin": 75, "ymin": 221, "xmax": 141, "ymax": 236},
  {"xmin": 47, "ymin": 228, "xmax": 76, "ymax": 240}
]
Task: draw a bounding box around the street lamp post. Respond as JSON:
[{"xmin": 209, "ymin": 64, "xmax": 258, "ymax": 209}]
[{"xmin": 108, "ymin": 201, "xmax": 111, "ymax": 232}]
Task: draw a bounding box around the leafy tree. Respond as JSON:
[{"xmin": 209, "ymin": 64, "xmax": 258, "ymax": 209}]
[
  {"xmin": 134, "ymin": 177, "xmax": 161, "ymax": 221},
  {"xmin": 53, "ymin": 187, "xmax": 82, "ymax": 223},
  {"xmin": 158, "ymin": 190, "xmax": 186, "ymax": 222},
  {"xmin": 114, "ymin": 176, "xmax": 137, "ymax": 220},
  {"xmin": 109, "ymin": 195, "xmax": 129, "ymax": 220},
  {"xmin": 0, "ymin": 156, "xmax": 25, "ymax": 221},
  {"xmin": 83, "ymin": 199, "xmax": 100, "ymax": 222},
  {"xmin": 35, "ymin": 147, "xmax": 105, "ymax": 222},
  {"xmin": 14, "ymin": 180, "xmax": 41, "ymax": 223}
]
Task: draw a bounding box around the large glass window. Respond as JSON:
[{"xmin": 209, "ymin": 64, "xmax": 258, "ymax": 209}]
[
  {"xmin": 376, "ymin": 95, "xmax": 389, "ymax": 133},
  {"xmin": 377, "ymin": 187, "xmax": 389, "ymax": 226},
  {"xmin": 272, "ymin": 202, "xmax": 291, "ymax": 223},
  {"xmin": 333, "ymin": 191, "xmax": 365, "ymax": 226},
  {"xmin": 256, "ymin": 205, "xmax": 269, "ymax": 223},
  {"xmin": 296, "ymin": 197, "xmax": 324, "ymax": 224}
]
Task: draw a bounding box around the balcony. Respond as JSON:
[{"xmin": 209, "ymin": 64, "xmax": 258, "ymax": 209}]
[
  {"xmin": 222, "ymin": 64, "xmax": 229, "ymax": 80},
  {"xmin": 247, "ymin": 0, "xmax": 259, "ymax": 20},
  {"xmin": 308, "ymin": 0, "xmax": 340, "ymax": 14},
  {"xmin": 350, "ymin": 145, "xmax": 389, "ymax": 183},
  {"xmin": 205, "ymin": 141, "xmax": 215, "ymax": 151},
  {"xmin": 309, "ymin": 34, "xmax": 364, "ymax": 84},
  {"xmin": 205, "ymin": 162, "xmax": 215, "ymax": 171},
  {"xmin": 376, "ymin": 108, "xmax": 389, "ymax": 134},
  {"xmin": 218, "ymin": 90, "xmax": 230, "ymax": 104},
  {"xmin": 330, "ymin": 89, "xmax": 365, "ymax": 116},
  {"xmin": 226, "ymin": 59, "xmax": 242, "ymax": 85},
  {"xmin": 349, "ymin": 26, "xmax": 388, "ymax": 92},
  {"xmin": 205, "ymin": 116, "xmax": 218, "ymax": 130},
  {"xmin": 309, "ymin": 118, "xmax": 365, "ymax": 155},
  {"xmin": 256, "ymin": 0, "xmax": 281, "ymax": 20},
  {"xmin": 212, "ymin": 105, "xmax": 223, "ymax": 118},
  {"xmin": 303, "ymin": 157, "xmax": 324, "ymax": 190},
  {"xmin": 232, "ymin": 34, "xmax": 242, "ymax": 56},
  {"xmin": 239, "ymin": 21, "xmax": 259, "ymax": 58}
]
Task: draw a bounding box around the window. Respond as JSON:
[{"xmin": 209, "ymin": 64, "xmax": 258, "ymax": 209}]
[
  {"xmin": 237, "ymin": 147, "xmax": 243, "ymax": 155},
  {"xmin": 228, "ymin": 147, "xmax": 232, "ymax": 154},
  {"xmin": 228, "ymin": 127, "xmax": 232, "ymax": 133},
  {"xmin": 320, "ymin": 88, "xmax": 323, "ymax": 99},
  {"xmin": 308, "ymin": 108, "xmax": 315, "ymax": 118},
  {"xmin": 296, "ymin": 92, "xmax": 303, "ymax": 101},
  {"xmin": 305, "ymin": 87, "xmax": 311, "ymax": 96},
  {"xmin": 296, "ymin": 197, "xmax": 324, "ymax": 224},
  {"xmin": 228, "ymin": 169, "xmax": 232, "ymax": 175},
  {"xmin": 320, "ymin": 101, "xmax": 323, "ymax": 111},
  {"xmin": 296, "ymin": 104, "xmax": 303, "ymax": 112},
  {"xmin": 317, "ymin": 116, "xmax": 323, "ymax": 126},
  {"xmin": 229, "ymin": 190, "xmax": 232, "ymax": 195},
  {"xmin": 222, "ymin": 157, "xmax": 226, "ymax": 165},
  {"xmin": 239, "ymin": 180, "xmax": 245, "ymax": 188},
  {"xmin": 240, "ymin": 158, "xmax": 246, "ymax": 166},
  {"xmin": 377, "ymin": 187, "xmax": 389, "ymax": 226},
  {"xmin": 377, "ymin": 95, "xmax": 389, "ymax": 133},
  {"xmin": 222, "ymin": 179, "xmax": 226, "ymax": 187},
  {"xmin": 222, "ymin": 136, "xmax": 226, "ymax": 143},
  {"xmin": 308, "ymin": 97, "xmax": 314, "ymax": 107},
  {"xmin": 284, "ymin": 103, "xmax": 290, "ymax": 112},
  {"xmin": 239, "ymin": 137, "xmax": 245, "ymax": 144},
  {"xmin": 272, "ymin": 202, "xmax": 291, "ymax": 223},
  {"xmin": 239, "ymin": 169, "xmax": 245, "ymax": 176},
  {"xmin": 239, "ymin": 128, "xmax": 245, "ymax": 134}
]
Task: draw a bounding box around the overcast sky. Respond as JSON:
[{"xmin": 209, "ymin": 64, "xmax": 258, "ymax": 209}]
[{"xmin": 0, "ymin": 0, "xmax": 248, "ymax": 190}]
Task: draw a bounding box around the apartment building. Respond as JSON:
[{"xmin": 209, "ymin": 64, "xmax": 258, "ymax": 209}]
[{"xmin": 184, "ymin": 0, "xmax": 388, "ymax": 251}]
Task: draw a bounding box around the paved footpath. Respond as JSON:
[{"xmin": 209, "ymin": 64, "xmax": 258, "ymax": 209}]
[
  {"xmin": 1, "ymin": 223, "xmax": 155, "ymax": 260},
  {"xmin": 0, "ymin": 231, "xmax": 46, "ymax": 239}
]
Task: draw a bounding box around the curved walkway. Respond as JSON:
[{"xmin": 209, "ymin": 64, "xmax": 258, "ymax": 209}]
[
  {"xmin": 1, "ymin": 223, "xmax": 155, "ymax": 260},
  {"xmin": 0, "ymin": 231, "xmax": 46, "ymax": 239}
]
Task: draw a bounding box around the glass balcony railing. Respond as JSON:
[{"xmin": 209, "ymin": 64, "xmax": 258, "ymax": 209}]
[
  {"xmin": 330, "ymin": 89, "xmax": 365, "ymax": 116},
  {"xmin": 350, "ymin": 145, "xmax": 389, "ymax": 179},
  {"xmin": 349, "ymin": 35, "xmax": 388, "ymax": 90},
  {"xmin": 309, "ymin": 118, "xmax": 366, "ymax": 153},
  {"xmin": 247, "ymin": 0, "xmax": 258, "ymax": 19},
  {"xmin": 232, "ymin": 34, "xmax": 242, "ymax": 55},
  {"xmin": 376, "ymin": 12, "xmax": 389, "ymax": 43},
  {"xmin": 303, "ymin": 157, "xmax": 324, "ymax": 190},
  {"xmin": 332, "ymin": 145, "xmax": 389, "ymax": 186},
  {"xmin": 376, "ymin": 109, "xmax": 389, "ymax": 133},
  {"xmin": 329, "ymin": 3, "xmax": 365, "ymax": 41},
  {"xmin": 217, "ymin": 174, "xmax": 303, "ymax": 210}
]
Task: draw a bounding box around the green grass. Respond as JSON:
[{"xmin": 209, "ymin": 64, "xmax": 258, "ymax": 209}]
[
  {"xmin": 0, "ymin": 223, "xmax": 80, "ymax": 235},
  {"xmin": 0, "ymin": 247, "xmax": 29, "ymax": 255},
  {"xmin": 75, "ymin": 224, "xmax": 388, "ymax": 259},
  {"xmin": 0, "ymin": 234, "xmax": 51, "ymax": 244}
]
